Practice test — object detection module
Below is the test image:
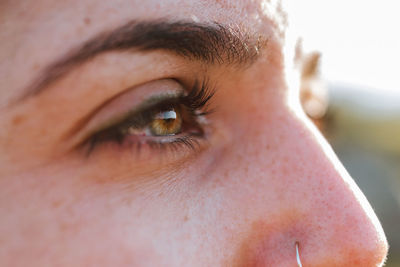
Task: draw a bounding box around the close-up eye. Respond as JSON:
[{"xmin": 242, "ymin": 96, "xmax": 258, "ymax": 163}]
[
  {"xmin": 2, "ymin": 1, "xmax": 393, "ymax": 266},
  {"xmin": 79, "ymin": 79, "xmax": 215, "ymax": 155}
]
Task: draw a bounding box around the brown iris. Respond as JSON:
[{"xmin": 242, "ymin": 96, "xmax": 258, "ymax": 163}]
[{"xmin": 150, "ymin": 106, "xmax": 183, "ymax": 136}]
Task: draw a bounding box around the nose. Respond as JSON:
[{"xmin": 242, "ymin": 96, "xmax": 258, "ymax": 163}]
[
  {"xmin": 284, "ymin": 119, "xmax": 389, "ymax": 266},
  {"xmin": 225, "ymin": 108, "xmax": 388, "ymax": 266}
]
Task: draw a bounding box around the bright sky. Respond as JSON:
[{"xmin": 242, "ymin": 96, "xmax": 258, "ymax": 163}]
[{"xmin": 291, "ymin": 0, "xmax": 400, "ymax": 97}]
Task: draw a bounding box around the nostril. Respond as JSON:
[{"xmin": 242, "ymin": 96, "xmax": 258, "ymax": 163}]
[{"xmin": 295, "ymin": 242, "xmax": 303, "ymax": 267}]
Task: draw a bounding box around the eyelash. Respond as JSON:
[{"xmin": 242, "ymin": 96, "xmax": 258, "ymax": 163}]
[{"xmin": 82, "ymin": 79, "xmax": 215, "ymax": 155}]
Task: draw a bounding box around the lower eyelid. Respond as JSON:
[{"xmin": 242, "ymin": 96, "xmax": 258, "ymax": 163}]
[{"xmin": 81, "ymin": 132, "xmax": 205, "ymax": 158}]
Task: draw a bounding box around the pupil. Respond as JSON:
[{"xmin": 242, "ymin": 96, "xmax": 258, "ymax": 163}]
[
  {"xmin": 160, "ymin": 110, "xmax": 177, "ymax": 121},
  {"xmin": 150, "ymin": 107, "xmax": 183, "ymax": 136}
]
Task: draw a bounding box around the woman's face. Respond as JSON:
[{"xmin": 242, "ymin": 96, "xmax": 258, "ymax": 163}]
[{"xmin": 0, "ymin": 0, "xmax": 388, "ymax": 266}]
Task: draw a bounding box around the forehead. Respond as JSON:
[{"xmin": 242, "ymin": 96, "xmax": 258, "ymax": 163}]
[{"xmin": 2, "ymin": 0, "xmax": 286, "ymax": 36}]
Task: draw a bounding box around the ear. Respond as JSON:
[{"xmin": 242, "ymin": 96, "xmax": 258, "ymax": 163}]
[{"xmin": 295, "ymin": 39, "xmax": 328, "ymax": 130}]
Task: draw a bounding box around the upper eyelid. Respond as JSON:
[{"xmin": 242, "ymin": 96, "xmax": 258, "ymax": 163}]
[
  {"xmin": 64, "ymin": 79, "xmax": 186, "ymax": 147},
  {"xmin": 76, "ymin": 78, "xmax": 214, "ymax": 150},
  {"xmin": 84, "ymin": 78, "xmax": 213, "ymax": 140},
  {"xmin": 79, "ymin": 101, "xmax": 173, "ymax": 151},
  {"xmin": 93, "ymin": 96, "xmax": 184, "ymax": 135}
]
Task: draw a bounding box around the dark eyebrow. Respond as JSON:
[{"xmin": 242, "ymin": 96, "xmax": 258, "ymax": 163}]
[{"xmin": 20, "ymin": 20, "xmax": 267, "ymax": 100}]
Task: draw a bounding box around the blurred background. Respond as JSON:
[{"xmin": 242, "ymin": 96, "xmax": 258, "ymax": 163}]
[{"xmin": 291, "ymin": 1, "xmax": 400, "ymax": 266}]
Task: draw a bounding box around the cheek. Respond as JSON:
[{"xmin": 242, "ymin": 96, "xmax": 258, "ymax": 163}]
[
  {"xmin": 203, "ymin": 106, "xmax": 309, "ymax": 208},
  {"xmin": 0, "ymin": 170, "xmax": 180, "ymax": 266}
]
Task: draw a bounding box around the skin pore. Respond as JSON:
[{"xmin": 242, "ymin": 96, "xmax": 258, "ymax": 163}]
[{"xmin": 0, "ymin": 0, "xmax": 388, "ymax": 266}]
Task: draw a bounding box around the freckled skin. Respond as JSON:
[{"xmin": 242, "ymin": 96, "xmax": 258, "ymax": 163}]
[{"xmin": 0, "ymin": 0, "xmax": 388, "ymax": 267}]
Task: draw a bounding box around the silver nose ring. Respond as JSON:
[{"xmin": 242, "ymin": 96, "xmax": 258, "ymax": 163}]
[{"xmin": 295, "ymin": 242, "xmax": 303, "ymax": 267}]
